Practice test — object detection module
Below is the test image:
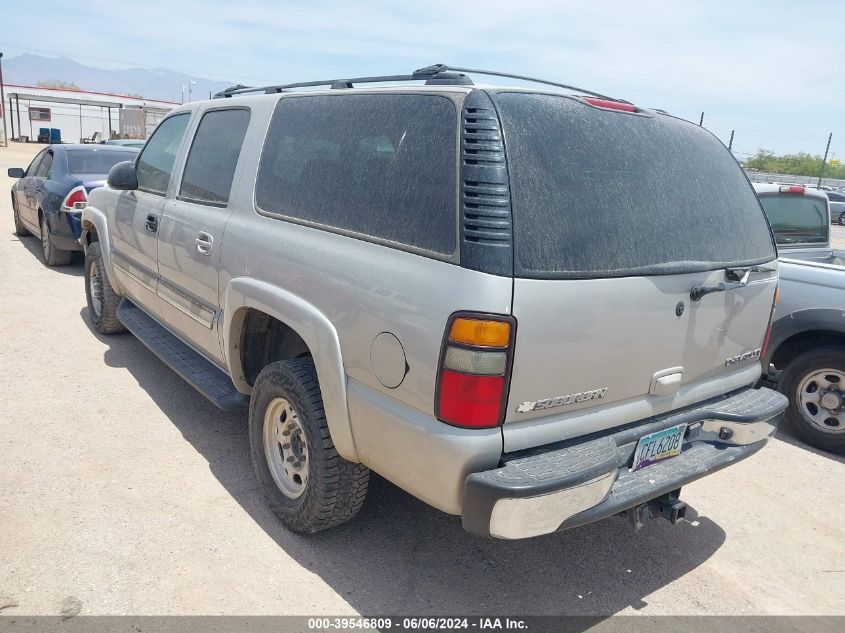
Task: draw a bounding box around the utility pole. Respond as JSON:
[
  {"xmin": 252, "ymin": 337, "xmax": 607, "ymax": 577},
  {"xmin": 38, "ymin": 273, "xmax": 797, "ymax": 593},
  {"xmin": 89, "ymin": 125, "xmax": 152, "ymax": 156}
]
[
  {"xmin": 0, "ymin": 52, "xmax": 8, "ymax": 147},
  {"xmin": 699, "ymin": 112, "xmax": 704, "ymax": 127},
  {"xmin": 818, "ymin": 132, "xmax": 833, "ymax": 188},
  {"xmin": 728, "ymin": 130, "xmax": 735, "ymax": 151}
]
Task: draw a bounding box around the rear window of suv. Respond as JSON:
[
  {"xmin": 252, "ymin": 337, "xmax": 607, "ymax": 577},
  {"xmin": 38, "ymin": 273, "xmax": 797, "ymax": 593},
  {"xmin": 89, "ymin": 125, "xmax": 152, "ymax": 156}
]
[
  {"xmin": 256, "ymin": 94, "xmax": 457, "ymax": 256},
  {"xmin": 494, "ymin": 92, "xmax": 776, "ymax": 278}
]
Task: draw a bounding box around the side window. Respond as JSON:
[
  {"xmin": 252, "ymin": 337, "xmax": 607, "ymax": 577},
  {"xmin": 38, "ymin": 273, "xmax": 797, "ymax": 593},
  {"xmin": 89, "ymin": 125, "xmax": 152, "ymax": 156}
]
[
  {"xmin": 179, "ymin": 108, "xmax": 251, "ymax": 206},
  {"xmin": 255, "ymin": 94, "xmax": 457, "ymax": 255},
  {"xmin": 35, "ymin": 152, "xmax": 53, "ymax": 178},
  {"xmin": 26, "ymin": 150, "xmax": 46, "ymax": 176},
  {"xmin": 136, "ymin": 113, "xmax": 190, "ymax": 195}
]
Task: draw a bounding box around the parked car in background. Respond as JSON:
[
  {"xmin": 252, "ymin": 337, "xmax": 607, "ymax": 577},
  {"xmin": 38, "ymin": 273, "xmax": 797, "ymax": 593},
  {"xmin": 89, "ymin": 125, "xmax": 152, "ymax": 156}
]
[
  {"xmin": 754, "ymin": 183, "xmax": 845, "ymax": 454},
  {"xmin": 105, "ymin": 139, "xmax": 146, "ymax": 148},
  {"xmin": 8, "ymin": 144, "xmax": 140, "ymax": 266},
  {"xmin": 824, "ymin": 190, "xmax": 845, "ymax": 225},
  {"xmin": 81, "ymin": 66, "xmax": 786, "ymax": 539}
]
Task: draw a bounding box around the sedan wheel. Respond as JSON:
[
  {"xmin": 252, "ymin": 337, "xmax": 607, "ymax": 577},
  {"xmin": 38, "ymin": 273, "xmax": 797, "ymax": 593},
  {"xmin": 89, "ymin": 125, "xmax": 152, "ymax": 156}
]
[{"xmin": 839, "ymin": 212, "xmax": 845, "ymax": 226}]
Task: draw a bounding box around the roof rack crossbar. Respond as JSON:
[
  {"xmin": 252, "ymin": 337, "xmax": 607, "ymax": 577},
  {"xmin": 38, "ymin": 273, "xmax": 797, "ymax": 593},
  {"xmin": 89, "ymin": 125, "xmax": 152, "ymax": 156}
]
[
  {"xmin": 415, "ymin": 64, "xmax": 629, "ymax": 103},
  {"xmin": 214, "ymin": 70, "xmax": 471, "ymax": 98},
  {"xmin": 213, "ymin": 64, "xmax": 627, "ymax": 103}
]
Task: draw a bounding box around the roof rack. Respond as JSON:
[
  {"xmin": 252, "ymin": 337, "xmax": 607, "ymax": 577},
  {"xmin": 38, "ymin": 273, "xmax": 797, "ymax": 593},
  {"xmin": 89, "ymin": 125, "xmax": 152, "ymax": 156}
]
[{"xmin": 213, "ymin": 63, "xmax": 626, "ymax": 103}]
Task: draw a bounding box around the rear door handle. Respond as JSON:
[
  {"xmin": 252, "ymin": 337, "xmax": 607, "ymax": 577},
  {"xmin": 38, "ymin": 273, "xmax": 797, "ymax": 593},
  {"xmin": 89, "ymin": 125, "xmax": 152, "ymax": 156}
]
[
  {"xmin": 196, "ymin": 231, "xmax": 213, "ymax": 255},
  {"xmin": 145, "ymin": 214, "xmax": 158, "ymax": 233}
]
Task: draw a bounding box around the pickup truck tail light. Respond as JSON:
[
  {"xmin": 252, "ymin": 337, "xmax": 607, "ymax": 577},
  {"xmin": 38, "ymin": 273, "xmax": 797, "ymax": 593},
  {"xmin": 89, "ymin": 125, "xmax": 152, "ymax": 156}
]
[
  {"xmin": 61, "ymin": 186, "xmax": 88, "ymax": 210},
  {"xmin": 436, "ymin": 314, "xmax": 516, "ymax": 429},
  {"xmin": 779, "ymin": 185, "xmax": 805, "ymax": 194},
  {"xmin": 760, "ymin": 285, "xmax": 779, "ymax": 360}
]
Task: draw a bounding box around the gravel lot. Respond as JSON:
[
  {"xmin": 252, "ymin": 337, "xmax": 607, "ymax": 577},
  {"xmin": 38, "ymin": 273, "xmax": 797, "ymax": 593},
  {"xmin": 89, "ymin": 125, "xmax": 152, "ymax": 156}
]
[{"xmin": 0, "ymin": 142, "xmax": 843, "ymax": 617}]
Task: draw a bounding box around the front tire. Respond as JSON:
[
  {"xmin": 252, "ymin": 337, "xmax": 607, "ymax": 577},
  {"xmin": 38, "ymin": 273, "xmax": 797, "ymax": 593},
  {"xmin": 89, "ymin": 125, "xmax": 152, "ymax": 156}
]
[
  {"xmin": 249, "ymin": 358, "xmax": 369, "ymax": 533},
  {"xmin": 779, "ymin": 348, "xmax": 845, "ymax": 454},
  {"xmin": 41, "ymin": 213, "xmax": 73, "ymax": 266},
  {"xmin": 84, "ymin": 242, "xmax": 126, "ymax": 335},
  {"xmin": 12, "ymin": 197, "xmax": 30, "ymax": 236}
]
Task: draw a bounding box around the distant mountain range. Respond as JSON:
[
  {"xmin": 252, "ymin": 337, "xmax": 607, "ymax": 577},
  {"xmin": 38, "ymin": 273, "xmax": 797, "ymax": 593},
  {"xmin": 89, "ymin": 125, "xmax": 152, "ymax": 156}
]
[{"xmin": 3, "ymin": 54, "xmax": 233, "ymax": 103}]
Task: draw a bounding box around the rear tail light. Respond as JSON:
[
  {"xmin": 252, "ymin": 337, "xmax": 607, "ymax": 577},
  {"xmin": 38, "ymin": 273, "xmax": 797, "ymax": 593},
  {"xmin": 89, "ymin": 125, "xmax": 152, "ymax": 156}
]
[
  {"xmin": 61, "ymin": 186, "xmax": 88, "ymax": 210},
  {"xmin": 436, "ymin": 314, "xmax": 516, "ymax": 429},
  {"xmin": 779, "ymin": 185, "xmax": 805, "ymax": 194},
  {"xmin": 580, "ymin": 96, "xmax": 638, "ymax": 112},
  {"xmin": 760, "ymin": 285, "xmax": 779, "ymax": 360}
]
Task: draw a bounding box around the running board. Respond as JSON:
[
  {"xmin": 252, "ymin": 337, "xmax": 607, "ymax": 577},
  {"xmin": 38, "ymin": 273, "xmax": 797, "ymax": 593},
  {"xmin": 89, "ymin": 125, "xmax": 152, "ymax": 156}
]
[{"xmin": 117, "ymin": 299, "xmax": 247, "ymax": 412}]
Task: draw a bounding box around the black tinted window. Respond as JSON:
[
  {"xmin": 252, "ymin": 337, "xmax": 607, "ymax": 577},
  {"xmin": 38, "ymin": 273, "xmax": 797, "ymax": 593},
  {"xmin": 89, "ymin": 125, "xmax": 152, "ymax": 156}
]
[
  {"xmin": 137, "ymin": 113, "xmax": 190, "ymax": 195},
  {"xmin": 179, "ymin": 109, "xmax": 250, "ymax": 205},
  {"xmin": 67, "ymin": 149, "xmax": 137, "ymax": 176},
  {"xmin": 758, "ymin": 194, "xmax": 828, "ymax": 245},
  {"xmin": 827, "ymin": 192, "xmax": 844, "ymax": 202},
  {"xmin": 256, "ymin": 94, "xmax": 457, "ymax": 255},
  {"xmin": 495, "ymin": 93, "xmax": 776, "ymax": 278}
]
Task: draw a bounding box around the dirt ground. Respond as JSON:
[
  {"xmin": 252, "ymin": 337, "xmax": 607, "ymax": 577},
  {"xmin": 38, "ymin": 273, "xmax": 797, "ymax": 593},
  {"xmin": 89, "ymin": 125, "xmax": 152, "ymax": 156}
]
[{"xmin": 0, "ymin": 141, "xmax": 843, "ymax": 617}]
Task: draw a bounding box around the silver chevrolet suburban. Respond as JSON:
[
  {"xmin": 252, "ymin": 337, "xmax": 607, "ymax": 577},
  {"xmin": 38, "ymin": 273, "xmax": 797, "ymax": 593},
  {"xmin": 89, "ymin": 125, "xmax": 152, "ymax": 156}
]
[{"xmin": 80, "ymin": 64, "xmax": 787, "ymax": 539}]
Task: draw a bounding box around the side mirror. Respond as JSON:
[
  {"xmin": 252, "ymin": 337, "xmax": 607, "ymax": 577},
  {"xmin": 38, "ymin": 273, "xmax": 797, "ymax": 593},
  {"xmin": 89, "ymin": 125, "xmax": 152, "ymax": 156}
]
[
  {"xmin": 107, "ymin": 161, "xmax": 138, "ymax": 191},
  {"xmin": 7, "ymin": 167, "xmax": 25, "ymax": 178}
]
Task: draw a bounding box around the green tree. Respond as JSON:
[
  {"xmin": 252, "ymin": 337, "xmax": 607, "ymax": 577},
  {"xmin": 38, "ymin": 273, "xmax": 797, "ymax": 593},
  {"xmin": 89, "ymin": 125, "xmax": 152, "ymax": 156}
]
[
  {"xmin": 36, "ymin": 79, "xmax": 81, "ymax": 91},
  {"xmin": 743, "ymin": 149, "xmax": 845, "ymax": 180}
]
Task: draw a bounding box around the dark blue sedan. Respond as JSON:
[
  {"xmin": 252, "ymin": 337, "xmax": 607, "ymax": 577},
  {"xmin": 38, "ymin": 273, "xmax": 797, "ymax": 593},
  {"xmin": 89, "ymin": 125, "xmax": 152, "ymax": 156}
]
[{"xmin": 8, "ymin": 144, "xmax": 139, "ymax": 266}]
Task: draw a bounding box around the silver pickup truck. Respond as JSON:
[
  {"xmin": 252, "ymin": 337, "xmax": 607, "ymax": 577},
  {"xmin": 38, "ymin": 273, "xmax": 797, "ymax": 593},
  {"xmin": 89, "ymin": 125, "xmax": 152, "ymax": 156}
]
[
  {"xmin": 78, "ymin": 65, "xmax": 787, "ymax": 539},
  {"xmin": 755, "ymin": 183, "xmax": 845, "ymax": 454}
]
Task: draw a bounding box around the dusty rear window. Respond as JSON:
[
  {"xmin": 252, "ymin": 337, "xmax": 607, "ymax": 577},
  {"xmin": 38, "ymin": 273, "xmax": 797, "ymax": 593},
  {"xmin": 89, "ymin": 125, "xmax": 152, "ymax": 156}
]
[{"xmin": 494, "ymin": 92, "xmax": 776, "ymax": 278}]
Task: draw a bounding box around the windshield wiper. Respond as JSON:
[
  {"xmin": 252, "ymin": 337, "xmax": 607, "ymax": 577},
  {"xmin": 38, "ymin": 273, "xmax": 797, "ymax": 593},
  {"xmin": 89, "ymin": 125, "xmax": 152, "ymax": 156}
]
[{"xmin": 689, "ymin": 266, "xmax": 764, "ymax": 302}]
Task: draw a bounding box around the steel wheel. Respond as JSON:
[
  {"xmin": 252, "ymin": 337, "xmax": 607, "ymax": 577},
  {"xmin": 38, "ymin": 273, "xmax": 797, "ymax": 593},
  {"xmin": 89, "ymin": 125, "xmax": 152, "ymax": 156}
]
[
  {"xmin": 88, "ymin": 260, "xmax": 103, "ymax": 318},
  {"xmin": 262, "ymin": 397, "xmax": 309, "ymax": 499},
  {"xmin": 797, "ymin": 369, "xmax": 845, "ymax": 434}
]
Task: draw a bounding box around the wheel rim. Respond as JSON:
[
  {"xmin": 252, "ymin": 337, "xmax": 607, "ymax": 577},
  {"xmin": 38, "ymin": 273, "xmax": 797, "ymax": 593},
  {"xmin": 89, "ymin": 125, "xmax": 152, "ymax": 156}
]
[
  {"xmin": 840, "ymin": 212, "xmax": 845, "ymax": 225},
  {"xmin": 41, "ymin": 217, "xmax": 50, "ymax": 257},
  {"xmin": 263, "ymin": 397, "xmax": 309, "ymax": 499},
  {"xmin": 797, "ymin": 368, "xmax": 845, "ymax": 434},
  {"xmin": 89, "ymin": 260, "xmax": 103, "ymax": 318}
]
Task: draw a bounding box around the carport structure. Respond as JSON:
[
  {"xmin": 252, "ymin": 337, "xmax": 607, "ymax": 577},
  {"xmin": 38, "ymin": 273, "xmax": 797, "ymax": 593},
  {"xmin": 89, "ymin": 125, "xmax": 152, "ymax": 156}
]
[{"xmin": 4, "ymin": 84, "xmax": 175, "ymax": 143}]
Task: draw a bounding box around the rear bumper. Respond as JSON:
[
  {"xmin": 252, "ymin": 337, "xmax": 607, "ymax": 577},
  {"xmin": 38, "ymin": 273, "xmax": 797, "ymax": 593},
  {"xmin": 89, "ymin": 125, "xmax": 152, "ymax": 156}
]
[{"xmin": 462, "ymin": 386, "xmax": 787, "ymax": 539}]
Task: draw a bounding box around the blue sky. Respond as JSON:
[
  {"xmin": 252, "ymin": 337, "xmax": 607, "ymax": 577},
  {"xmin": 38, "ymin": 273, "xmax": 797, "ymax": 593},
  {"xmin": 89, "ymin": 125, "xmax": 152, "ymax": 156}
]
[{"xmin": 3, "ymin": 0, "xmax": 843, "ymax": 158}]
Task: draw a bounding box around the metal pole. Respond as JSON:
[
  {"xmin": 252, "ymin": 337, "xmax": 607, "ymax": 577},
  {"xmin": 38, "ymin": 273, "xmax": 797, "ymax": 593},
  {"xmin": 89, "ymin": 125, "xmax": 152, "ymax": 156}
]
[
  {"xmin": 728, "ymin": 130, "xmax": 735, "ymax": 151},
  {"xmin": 79, "ymin": 103, "xmax": 83, "ymax": 143},
  {"xmin": 0, "ymin": 52, "xmax": 8, "ymax": 147},
  {"xmin": 108, "ymin": 106, "xmax": 112, "ymax": 139},
  {"xmin": 8, "ymin": 96, "xmax": 13, "ymax": 140},
  {"xmin": 699, "ymin": 112, "xmax": 704, "ymax": 127},
  {"xmin": 818, "ymin": 132, "xmax": 833, "ymax": 188},
  {"xmin": 15, "ymin": 94, "xmax": 21, "ymax": 140}
]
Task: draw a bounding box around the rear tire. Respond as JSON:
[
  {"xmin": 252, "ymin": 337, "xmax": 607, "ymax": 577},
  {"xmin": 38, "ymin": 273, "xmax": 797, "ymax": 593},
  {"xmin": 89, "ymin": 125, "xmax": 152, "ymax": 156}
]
[
  {"xmin": 249, "ymin": 358, "xmax": 369, "ymax": 533},
  {"xmin": 40, "ymin": 213, "xmax": 73, "ymax": 267},
  {"xmin": 779, "ymin": 348, "xmax": 845, "ymax": 455},
  {"xmin": 12, "ymin": 197, "xmax": 30, "ymax": 236},
  {"xmin": 84, "ymin": 242, "xmax": 126, "ymax": 335},
  {"xmin": 839, "ymin": 212, "xmax": 845, "ymax": 226}
]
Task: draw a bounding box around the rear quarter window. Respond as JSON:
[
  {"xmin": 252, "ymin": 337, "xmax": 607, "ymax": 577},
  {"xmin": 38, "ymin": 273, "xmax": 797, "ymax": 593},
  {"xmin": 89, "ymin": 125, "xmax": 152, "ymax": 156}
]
[
  {"xmin": 494, "ymin": 92, "xmax": 777, "ymax": 278},
  {"xmin": 255, "ymin": 94, "xmax": 458, "ymax": 256}
]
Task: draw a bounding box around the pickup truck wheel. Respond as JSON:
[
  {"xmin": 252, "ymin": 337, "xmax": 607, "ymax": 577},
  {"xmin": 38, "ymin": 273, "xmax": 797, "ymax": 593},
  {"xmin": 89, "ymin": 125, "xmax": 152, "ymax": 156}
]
[
  {"xmin": 40, "ymin": 213, "xmax": 73, "ymax": 267},
  {"xmin": 84, "ymin": 242, "xmax": 126, "ymax": 334},
  {"xmin": 249, "ymin": 358, "xmax": 369, "ymax": 533},
  {"xmin": 780, "ymin": 348, "xmax": 845, "ymax": 454},
  {"xmin": 12, "ymin": 197, "xmax": 30, "ymax": 236}
]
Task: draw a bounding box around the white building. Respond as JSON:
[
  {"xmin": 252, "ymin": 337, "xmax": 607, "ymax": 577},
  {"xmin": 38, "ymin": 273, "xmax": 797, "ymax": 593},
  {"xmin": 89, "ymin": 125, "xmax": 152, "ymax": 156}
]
[{"xmin": 3, "ymin": 84, "xmax": 177, "ymax": 144}]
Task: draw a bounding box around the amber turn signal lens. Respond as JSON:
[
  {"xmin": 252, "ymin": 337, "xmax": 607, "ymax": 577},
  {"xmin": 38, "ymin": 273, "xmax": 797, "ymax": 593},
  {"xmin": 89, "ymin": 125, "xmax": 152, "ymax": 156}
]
[{"xmin": 449, "ymin": 318, "xmax": 510, "ymax": 347}]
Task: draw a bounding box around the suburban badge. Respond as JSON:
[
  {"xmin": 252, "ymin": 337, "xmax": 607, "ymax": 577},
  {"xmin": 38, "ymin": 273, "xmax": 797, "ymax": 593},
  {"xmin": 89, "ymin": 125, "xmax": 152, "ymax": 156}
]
[{"xmin": 516, "ymin": 388, "xmax": 608, "ymax": 413}]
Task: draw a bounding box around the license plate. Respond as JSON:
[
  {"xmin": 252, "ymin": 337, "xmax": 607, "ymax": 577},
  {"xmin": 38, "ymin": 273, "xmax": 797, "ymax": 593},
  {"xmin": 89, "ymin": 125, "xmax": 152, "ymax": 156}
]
[{"xmin": 632, "ymin": 423, "xmax": 687, "ymax": 471}]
